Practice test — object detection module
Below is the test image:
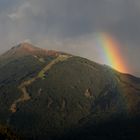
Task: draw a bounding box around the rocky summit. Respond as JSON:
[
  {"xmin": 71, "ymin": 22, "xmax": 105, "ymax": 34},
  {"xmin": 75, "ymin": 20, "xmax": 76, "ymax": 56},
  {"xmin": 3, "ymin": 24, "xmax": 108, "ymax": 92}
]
[{"xmin": 0, "ymin": 43, "xmax": 140, "ymax": 140}]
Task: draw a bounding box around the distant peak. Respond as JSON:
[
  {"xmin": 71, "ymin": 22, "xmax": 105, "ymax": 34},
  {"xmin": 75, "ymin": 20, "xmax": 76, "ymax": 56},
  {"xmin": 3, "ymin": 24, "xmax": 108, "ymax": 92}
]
[
  {"xmin": 10, "ymin": 42, "xmax": 49, "ymax": 55},
  {"xmin": 16, "ymin": 42, "xmax": 38, "ymax": 51},
  {"xmin": 1, "ymin": 43, "xmax": 62, "ymax": 58},
  {"xmin": 19, "ymin": 42, "xmax": 33, "ymax": 47},
  {"xmin": 1, "ymin": 43, "xmax": 44, "ymax": 58}
]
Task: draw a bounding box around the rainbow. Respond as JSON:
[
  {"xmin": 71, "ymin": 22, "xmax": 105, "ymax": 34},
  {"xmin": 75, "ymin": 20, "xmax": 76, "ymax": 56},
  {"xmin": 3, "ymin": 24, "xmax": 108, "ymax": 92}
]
[{"xmin": 94, "ymin": 32, "xmax": 128, "ymax": 73}]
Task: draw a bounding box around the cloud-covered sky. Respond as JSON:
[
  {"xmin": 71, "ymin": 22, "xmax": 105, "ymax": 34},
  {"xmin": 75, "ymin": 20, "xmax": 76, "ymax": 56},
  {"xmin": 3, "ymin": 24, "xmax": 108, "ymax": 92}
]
[{"xmin": 0, "ymin": 0, "xmax": 140, "ymax": 76}]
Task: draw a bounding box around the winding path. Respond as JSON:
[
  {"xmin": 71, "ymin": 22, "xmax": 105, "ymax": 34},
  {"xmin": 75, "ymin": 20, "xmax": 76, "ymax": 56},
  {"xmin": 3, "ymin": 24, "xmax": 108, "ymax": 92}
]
[{"xmin": 10, "ymin": 55, "xmax": 71, "ymax": 113}]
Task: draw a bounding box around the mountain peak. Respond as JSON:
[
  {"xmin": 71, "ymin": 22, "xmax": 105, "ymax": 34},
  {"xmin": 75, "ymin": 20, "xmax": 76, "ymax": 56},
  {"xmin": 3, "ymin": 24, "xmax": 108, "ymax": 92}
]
[
  {"xmin": 18, "ymin": 42, "xmax": 34, "ymax": 48},
  {"xmin": 14, "ymin": 42, "xmax": 41, "ymax": 52},
  {"xmin": 1, "ymin": 43, "xmax": 62, "ymax": 59}
]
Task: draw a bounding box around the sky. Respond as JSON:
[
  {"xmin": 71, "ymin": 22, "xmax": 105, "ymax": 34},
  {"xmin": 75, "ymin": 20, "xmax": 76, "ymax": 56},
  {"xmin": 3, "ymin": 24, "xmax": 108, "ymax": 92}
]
[{"xmin": 0, "ymin": 0, "xmax": 140, "ymax": 76}]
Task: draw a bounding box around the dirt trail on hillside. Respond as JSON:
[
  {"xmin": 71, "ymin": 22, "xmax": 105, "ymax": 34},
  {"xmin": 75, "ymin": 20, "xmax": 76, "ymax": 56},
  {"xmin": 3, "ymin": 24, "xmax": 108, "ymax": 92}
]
[{"xmin": 10, "ymin": 55, "xmax": 71, "ymax": 113}]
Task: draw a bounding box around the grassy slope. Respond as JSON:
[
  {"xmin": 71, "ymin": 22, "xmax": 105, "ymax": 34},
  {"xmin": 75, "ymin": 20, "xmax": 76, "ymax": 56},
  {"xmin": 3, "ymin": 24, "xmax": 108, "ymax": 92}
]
[
  {"xmin": 0, "ymin": 53, "xmax": 140, "ymax": 139},
  {"xmin": 0, "ymin": 55, "xmax": 55, "ymax": 123},
  {"xmin": 8, "ymin": 57, "xmax": 127, "ymax": 139}
]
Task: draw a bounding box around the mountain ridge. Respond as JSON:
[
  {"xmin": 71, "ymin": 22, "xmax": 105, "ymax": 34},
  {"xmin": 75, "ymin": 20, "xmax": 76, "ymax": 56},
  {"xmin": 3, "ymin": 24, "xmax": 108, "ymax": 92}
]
[
  {"xmin": 0, "ymin": 43, "xmax": 140, "ymax": 139},
  {"xmin": 0, "ymin": 43, "xmax": 138, "ymax": 76},
  {"xmin": 0, "ymin": 43, "xmax": 62, "ymax": 60}
]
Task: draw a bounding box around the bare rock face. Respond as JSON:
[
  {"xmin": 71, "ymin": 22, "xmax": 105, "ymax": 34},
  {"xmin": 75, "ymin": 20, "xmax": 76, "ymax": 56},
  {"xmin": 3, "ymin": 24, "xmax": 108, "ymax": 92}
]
[
  {"xmin": 0, "ymin": 43, "xmax": 60, "ymax": 60},
  {"xmin": 84, "ymin": 88, "xmax": 94, "ymax": 98}
]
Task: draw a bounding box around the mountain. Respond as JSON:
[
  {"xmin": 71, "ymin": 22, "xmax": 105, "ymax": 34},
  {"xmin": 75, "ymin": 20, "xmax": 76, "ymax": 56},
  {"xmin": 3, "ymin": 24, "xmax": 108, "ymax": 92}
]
[{"xmin": 0, "ymin": 43, "xmax": 140, "ymax": 140}]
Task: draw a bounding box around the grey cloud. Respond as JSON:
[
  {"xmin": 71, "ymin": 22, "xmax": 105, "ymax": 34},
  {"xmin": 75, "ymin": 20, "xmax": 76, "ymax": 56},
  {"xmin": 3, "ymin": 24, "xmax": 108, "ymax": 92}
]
[{"xmin": 1, "ymin": 0, "xmax": 139, "ymax": 39}]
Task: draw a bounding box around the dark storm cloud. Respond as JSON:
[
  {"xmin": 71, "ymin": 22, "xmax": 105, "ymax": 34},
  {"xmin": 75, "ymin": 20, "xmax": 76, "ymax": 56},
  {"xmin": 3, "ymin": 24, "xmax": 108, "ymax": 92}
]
[
  {"xmin": 0, "ymin": 0, "xmax": 140, "ymax": 76},
  {"xmin": 0, "ymin": 0, "xmax": 19, "ymax": 12},
  {"xmin": 1, "ymin": 0, "xmax": 139, "ymax": 39}
]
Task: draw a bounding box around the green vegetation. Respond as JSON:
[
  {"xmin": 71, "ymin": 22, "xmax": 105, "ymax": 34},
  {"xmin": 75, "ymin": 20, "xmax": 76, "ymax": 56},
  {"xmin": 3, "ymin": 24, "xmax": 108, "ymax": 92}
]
[{"xmin": 0, "ymin": 45, "xmax": 140, "ymax": 139}]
